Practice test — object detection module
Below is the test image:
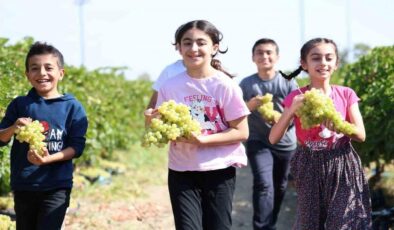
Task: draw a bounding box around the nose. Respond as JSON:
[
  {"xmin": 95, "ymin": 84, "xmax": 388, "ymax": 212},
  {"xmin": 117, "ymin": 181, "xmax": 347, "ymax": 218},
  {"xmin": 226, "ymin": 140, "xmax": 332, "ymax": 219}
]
[
  {"xmin": 321, "ymin": 57, "xmax": 329, "ymax": 65},
  {"xmin": 191, "ymin": 42, "xmax": 198, "ymax": 51},
  {"xmin": 39, "ymin": 66, "xmax": 47, "ymax": 75}
]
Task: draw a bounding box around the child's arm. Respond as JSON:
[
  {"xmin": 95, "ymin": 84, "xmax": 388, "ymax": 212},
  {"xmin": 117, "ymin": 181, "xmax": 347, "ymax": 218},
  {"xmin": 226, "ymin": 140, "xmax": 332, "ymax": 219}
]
[
  {"xmin": 28, "ymin": 146, "xmax": 76, "ymax": 166},
  {"xmin": 346, "ymin": 102, "xmax": 366, "ymax": 142},
  {"xmin": 323, "ymin": 102, "xmax": 366, "ymax": 142},
  {"xmin": 269, "ymin": 94, "xmax": 303, "ymax": 144},
  {"xmin": 0, "ymin": 125, "xmax": 17, "ymax": 143},
  {"xmin": 0, "ymin": 117, "xmax": 32, "ymax": 143},
  {"xmin": 180, "ymin": 115, "xmax": 249, "ymax": 146},
  {"xmin": 146, "ymin": 91, "xmax": 158, "ymax": 110}
]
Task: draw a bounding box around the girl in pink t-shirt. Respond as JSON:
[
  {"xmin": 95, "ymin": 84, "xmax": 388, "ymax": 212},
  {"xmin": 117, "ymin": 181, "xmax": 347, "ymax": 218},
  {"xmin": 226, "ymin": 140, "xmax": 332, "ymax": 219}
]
[
  {"xmin": 269, "ymin": 38, "xmax": 371, "ymax": 229},
  {"xmin": 145, "ymin": 20, "xmax": 250, "ymax": 230}
]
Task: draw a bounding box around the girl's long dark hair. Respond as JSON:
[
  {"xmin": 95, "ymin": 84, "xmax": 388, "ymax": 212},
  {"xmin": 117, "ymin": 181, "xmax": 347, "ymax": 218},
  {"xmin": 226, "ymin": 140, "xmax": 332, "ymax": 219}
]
[{"xmin": 211, "ymin": 59, "xmax": 234, "ymax": 78}]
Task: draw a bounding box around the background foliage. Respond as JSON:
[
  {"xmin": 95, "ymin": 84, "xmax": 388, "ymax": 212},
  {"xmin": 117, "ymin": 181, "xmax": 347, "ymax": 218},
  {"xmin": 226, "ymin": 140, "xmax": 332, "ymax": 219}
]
[{"xmin": 339, "ymin": 46, "xmax": 394, "ymax": 164}]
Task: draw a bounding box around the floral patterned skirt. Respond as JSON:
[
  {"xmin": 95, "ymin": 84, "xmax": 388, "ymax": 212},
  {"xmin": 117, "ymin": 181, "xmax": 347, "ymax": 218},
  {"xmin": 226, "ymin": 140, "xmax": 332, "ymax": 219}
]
[{"xmin": 291, "ymin": 142, "xmax": 372, "ymax": 230}]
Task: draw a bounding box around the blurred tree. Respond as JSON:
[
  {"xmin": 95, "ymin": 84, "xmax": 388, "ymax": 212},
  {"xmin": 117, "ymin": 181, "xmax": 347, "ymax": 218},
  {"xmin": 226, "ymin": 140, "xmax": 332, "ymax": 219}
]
[
  {"xmin": 137, "ymin": 72, "xmax": 151, "ymax": 81},
  {"xmin": 339, "ymin": 43, "xmax": 371, "ymax": 66}
]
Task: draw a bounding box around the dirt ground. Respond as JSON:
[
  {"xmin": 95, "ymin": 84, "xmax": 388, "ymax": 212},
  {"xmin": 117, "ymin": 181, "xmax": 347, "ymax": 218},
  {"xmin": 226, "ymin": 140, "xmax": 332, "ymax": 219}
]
[
  {"xmin": 64, "ymin": 164, "xmax": 297, "ymax": 229},
  {"xmin": 232, "ymin": 164, "xmax": 297, "ymax": 230}
]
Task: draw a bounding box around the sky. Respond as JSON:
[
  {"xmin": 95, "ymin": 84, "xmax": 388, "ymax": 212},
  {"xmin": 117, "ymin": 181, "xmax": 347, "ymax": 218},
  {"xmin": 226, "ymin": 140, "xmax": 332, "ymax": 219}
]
[{"xmin": 0, "ymin": 0, "xmax": 393, "ymax": 82}]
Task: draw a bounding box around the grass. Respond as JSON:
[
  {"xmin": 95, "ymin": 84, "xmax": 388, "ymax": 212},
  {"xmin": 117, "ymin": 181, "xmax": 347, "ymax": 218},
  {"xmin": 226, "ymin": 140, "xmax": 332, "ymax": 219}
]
[
  {"xmin": 64, "ymin": 144, "xmax": 171, "ymax": 229},
  {"xmin": 71, "ymin": 143, "xmax": 169, "ymax": 202}
]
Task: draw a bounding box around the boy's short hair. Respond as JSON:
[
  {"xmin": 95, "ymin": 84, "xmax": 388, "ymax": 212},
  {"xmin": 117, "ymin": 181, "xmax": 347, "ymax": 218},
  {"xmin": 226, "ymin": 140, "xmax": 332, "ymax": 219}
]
[
  {"xmin": 25, "ymin": 41, "xmax": 65, "ymax": 71},
  {"xmin": 252, "ymin": 38, "xmax": 279, "ymax": 54}
]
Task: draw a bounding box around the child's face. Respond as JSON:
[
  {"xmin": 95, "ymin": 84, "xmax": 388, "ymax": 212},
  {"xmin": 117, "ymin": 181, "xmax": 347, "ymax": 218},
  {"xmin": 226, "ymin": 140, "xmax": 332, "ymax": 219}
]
[
  {"xmin": 301, "ymin": 43, "xmax": 338, "ymax": 81},
  {"xmin": 178, "ymin": 28, "xmax": 218, "ymax": 70},
  {"xmin": 25, "ymin": 54, "xmax": 64, "ymax": 98},
  {"xmin": 252, "ymin": 43, "xmax": 279, "ymax": 71}
]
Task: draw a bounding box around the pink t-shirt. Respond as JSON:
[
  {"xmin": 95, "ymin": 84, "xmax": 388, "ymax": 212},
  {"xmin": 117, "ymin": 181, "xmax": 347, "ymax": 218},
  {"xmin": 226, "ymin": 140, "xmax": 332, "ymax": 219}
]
[
  {"xmin": 283, "ymin": 85, "xmax": 360, "ymax": 150},
  {"xmin": 157, "ymin": 71, "xmax": 250, "ymax": 171}
]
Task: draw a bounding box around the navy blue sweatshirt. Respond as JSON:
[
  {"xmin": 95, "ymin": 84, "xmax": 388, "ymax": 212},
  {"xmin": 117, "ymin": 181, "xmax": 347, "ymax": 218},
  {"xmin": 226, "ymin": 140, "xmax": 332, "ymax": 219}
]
[{"xmin": 0, "ymin": 88, "xmax": 88, "ymax": 191}]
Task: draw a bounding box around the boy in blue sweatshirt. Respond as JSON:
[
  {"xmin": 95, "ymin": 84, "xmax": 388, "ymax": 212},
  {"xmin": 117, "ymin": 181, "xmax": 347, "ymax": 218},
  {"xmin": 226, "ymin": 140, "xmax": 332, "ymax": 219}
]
[{"xmin": 0, "ymin": 41, "xmax": 88, "ymax": 230}]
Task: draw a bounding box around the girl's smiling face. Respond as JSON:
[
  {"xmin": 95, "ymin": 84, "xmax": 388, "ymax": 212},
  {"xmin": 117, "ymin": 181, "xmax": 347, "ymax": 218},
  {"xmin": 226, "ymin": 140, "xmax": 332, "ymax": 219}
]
[
  {"xmin": 26, "ymin": 54, "xmax": 64, "ymax": 98},
  {"xmin": 178, "ymin": 28, "xmax": 218, "ymax": 70},
  {"xmin": 301, "ymin": 43, "xmax": 338, "ymax": 81}
]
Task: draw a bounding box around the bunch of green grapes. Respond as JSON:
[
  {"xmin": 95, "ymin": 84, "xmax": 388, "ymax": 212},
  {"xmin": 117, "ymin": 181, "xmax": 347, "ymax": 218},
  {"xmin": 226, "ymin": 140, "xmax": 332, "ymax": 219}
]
[
  {"xmin": 295, "ymin": 88, "xmax": 356, "ymax": 135},
  {"xmin": 257, "ymin": 93, "xmax": 281, "ymax": 123},
  {"xmin": 0, "ymin": 196, "xmax": 13, "ymax": 210},
  {"xmin": 142, "ymin": 100, "xmax": 201, "ymax": 147},
  {"xmin": 15, "ymin": 120, "xmax": 46, "ymax": 156},
  {"xmin": 0, "ymin": 214, "xmax": 15, "ymax": 229}
]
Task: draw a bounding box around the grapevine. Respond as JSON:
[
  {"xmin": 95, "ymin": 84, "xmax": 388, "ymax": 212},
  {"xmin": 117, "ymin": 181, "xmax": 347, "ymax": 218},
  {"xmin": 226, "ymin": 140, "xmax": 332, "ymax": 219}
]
[
  {"xmin": 142, "ymin": 100, "xmax": 201, "ymax": 147},
  {"xmin": 14, "ymin": 120, "xmax": 46, "ymax": 156},
  {"xmin": 295, "ymin": 88, "xmax": 356, "ymax": 135},
  {"xmin": 257, "ymin": 93, "xmax": 281, "ymax": 123}
]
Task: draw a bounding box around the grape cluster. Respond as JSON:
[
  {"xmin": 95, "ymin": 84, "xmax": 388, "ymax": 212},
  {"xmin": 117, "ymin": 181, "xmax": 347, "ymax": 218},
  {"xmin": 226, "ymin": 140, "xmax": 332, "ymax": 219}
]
[
  {"xmin": 142, "ymin": 100, "xmax": 201, "ymax": 147},
  {"xmin": 295, "ymin": 88, "xmax": 356, "ymax": 135},
  {"xmin": 257, "ymin": 93, "xmax": 281, "ymax": 123},
  {"xmin": 15, "ymin": 120, "xmax": 46, "ymax": 156},
  {"xmin": 0, "ymin": 215, "xmax": 15, "ymax": 230}
]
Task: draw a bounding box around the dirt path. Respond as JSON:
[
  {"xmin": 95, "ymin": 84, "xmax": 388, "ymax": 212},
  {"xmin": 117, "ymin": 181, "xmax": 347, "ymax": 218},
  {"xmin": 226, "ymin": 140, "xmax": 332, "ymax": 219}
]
[
  {"xmin": 65, "ymin": 165, "xmax": 297, "ymax": 229},
  {"xmin": 232, "ymin": 164, "xmax": 297, "ymax": 230}
]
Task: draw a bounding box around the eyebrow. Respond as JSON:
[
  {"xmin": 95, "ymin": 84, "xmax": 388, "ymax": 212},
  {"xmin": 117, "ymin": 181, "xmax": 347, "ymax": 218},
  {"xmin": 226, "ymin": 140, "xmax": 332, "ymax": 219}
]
[
  {"xmin": 255, "ymin": 49, "xmax": 274, "ymax": 52},
  {"xmin": 310, "ymin": 53, "xmax": 335, "ymax": 56},
  {"xmin": 181, "ymin": 38, "xmax": 208, "ymax": 42},
  {"xmin": 28, "ymin": 63, "xmax": 55, "ymax": 68}
]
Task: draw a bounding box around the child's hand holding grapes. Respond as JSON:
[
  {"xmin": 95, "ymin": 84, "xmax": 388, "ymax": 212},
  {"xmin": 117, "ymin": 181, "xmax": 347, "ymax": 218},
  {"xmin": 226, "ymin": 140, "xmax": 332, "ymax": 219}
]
[
  {"xmin": 14, "ymin": 117, "xmax": 33, "ymax": 130},
  {"xmin": 27, "ymin": 147, "xmax": 50, "ymax": 165},
  {"xmin": 14, "ymin": 120, "xmax": 47, "ymax": 157}
]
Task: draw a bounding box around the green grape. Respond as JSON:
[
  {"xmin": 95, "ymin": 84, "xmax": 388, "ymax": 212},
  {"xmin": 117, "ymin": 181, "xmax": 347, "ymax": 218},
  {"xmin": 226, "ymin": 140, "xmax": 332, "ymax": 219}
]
[
  {"xmin": 295, "ymin": 88, "xmax": 357, "ymax": 135},
  {"xmin": 142, "ymin": 100, "xmax": 202, "ymax": 147},
  {"xmin": 257, "ymin": 93, "xmax": 281, "ymax": 123},
  {"xmin": 260, "ymin": 93, "xmax": 273, "ymax": 104},
  {"xmin": 15, "ymin": 120, "xmax": 46, "ymax": 156},
  {"xmin": 0, "ymin": 215, "xmax": 16, "ymax": 230}
]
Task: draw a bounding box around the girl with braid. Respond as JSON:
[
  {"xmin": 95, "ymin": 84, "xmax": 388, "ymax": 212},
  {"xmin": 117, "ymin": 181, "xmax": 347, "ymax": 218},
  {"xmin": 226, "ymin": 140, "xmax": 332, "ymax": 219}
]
[{"xmin": 269, "ymin": 38, "xmax": 372, "ymax": 229}]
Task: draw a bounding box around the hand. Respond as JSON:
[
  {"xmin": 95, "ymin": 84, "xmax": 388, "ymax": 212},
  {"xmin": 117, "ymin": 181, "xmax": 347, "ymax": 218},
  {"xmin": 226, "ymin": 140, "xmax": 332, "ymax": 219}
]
[
  {"xmin": 144, "ymin": 108, "xmax": 159, "ymax": 126},
  {"xmin": 27, "ymin": 148, "xmax": 49, "ymax": 166},
  {"xmin": 289, "ymin": 94, "xmax": 305, "ymax": 114},
  {"xmin": 176, "ymin": 133, "xmax": 205, "ymax": 145},
  {"xmin": 247, "ymin": 96, "xmax": 262, "ymax": 111},
  {"xmin": 14, "ymin": 117, "xmax": 32, "ymax": 129},
  {"xmin": 322, "ymin": 120, "xmax": 336, "ymax": 133}
]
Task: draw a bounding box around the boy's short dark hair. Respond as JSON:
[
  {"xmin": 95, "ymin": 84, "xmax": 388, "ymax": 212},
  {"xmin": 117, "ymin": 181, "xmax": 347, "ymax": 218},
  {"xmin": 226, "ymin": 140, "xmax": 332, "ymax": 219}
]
[
  {"xmin": 252, "ymin": 38, "xmax": 279, "ymax": 54},
  {"xmin": 25, "ymin": 41, "xmax": 65, "ymax": 71}
]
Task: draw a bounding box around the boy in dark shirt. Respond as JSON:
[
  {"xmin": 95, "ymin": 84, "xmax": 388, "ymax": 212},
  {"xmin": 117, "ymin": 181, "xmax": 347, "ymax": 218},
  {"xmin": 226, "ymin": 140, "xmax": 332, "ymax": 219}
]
[
  {"xmin": 239, "ymin": 38, "xmax": 298, "ymax": 230},
  {"xmin": 0, "ymin": 41, "xmax": 88, "ymax": 229}
]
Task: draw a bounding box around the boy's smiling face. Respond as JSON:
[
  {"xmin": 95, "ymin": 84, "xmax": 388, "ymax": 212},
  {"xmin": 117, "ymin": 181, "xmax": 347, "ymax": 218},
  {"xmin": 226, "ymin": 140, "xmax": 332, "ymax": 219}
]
[
  {"xmin": 25, "ymin": 54, "xmax": 64, "ymax": 99},
  {"xmin": 252, "ymin": 43, "xmax": 279, "ymax": 72}
]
